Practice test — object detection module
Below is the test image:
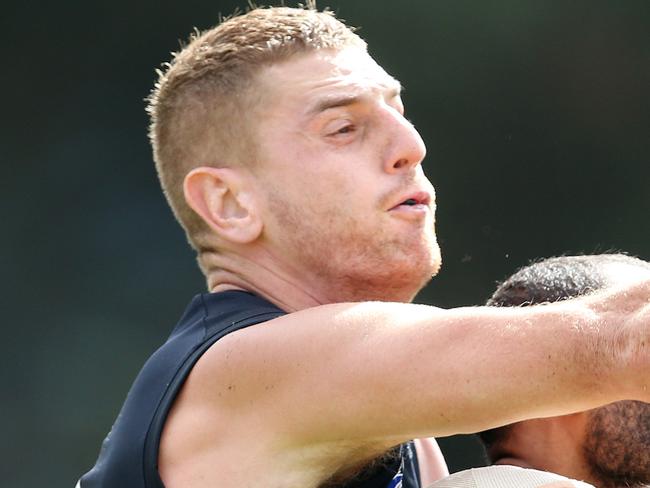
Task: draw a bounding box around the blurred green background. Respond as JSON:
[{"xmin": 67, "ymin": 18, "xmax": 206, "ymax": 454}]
[{"xmin": 3, "ymin": 1, "xmax": 648, "ymax": 486}]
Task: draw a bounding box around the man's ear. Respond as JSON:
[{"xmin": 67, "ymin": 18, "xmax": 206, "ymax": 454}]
[{"xmin": 183, "ymin": 166, "xmax": 263, "ymax": 244}]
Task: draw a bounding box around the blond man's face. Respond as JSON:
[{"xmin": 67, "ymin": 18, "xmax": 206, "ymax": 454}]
[{"xmin": 248, "ymin": 47, "xmax": 440, "ymax": 302}]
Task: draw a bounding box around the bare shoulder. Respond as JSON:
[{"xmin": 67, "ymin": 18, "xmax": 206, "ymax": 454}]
[{"xmin": 158, "ymin": 301, "xmax": 441, "ymax": 485}]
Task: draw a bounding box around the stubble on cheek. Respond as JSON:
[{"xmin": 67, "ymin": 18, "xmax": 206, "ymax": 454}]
[
  {"xmin": 266, "ymin": 184, "xmax": 439, "ymax": 300},
  {"xmin": 583, "ymin": 401, "xmax": 650, "ymax": 487}
]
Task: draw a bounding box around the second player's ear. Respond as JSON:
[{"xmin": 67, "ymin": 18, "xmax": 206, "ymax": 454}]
[{"xmin": 183, "ymin": 166, "xmax": 263, "ymax": 244}]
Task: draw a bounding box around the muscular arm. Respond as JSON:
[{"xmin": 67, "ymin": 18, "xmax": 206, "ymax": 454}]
[{"xmin": 161, "ymin": 280, "xmax": 650, "ymax": 485}]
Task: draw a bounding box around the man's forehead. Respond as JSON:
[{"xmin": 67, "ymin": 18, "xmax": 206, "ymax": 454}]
[
  {"xmin": 321, "ymin": 48, "xmax": 401, "ymax": 88},
  {"xmin": 259, "ymin": 48, "xmax": 402, "ymax": 110}
]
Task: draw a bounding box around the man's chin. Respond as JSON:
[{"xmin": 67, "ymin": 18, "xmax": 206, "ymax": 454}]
[
  {"xmin": 400, "ymin": 260, "xmax": 441, "ymax": 302},
  {"xmin": 415, "ymin": 242, "xmax": 442, "ymax": 288},
  {"xmin": 430, "ymin": 244, "xmax": 442, "ymax": 277},
  {"xmin": 361, "ymin": 264, "xmax": 437, "ymax": 303}
]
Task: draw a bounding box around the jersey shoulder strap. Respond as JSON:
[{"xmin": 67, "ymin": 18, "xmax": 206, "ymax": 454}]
[{"xmin": 78, "ymin": 291, "xmax": 284, "ymax": 488}]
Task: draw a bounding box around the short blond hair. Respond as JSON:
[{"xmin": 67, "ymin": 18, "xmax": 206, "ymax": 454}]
[{"xmin": 146, "ymin": 5, "xmax": 366, "ymax": 251}]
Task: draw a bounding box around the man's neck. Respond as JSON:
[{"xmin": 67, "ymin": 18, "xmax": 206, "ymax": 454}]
[
  {"xmin": 200, "ymin": 244, "xmax": 424, "ymax": 309},
  {"xmin": 202, "ymin": 249, "xmax": 327, "ymax": 312}
]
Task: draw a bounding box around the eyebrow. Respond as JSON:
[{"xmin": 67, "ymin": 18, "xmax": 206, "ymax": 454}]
[{"xmin": 306, "ymin": 81, "xmax": 403, "ymax": 117}]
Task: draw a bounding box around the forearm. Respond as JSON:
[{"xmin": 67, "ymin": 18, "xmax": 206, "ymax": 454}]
[
  {"xmin": 385, "ymin": 281, "xmax": 649, "ymax": 436},
  {"xmin": 405, "ymin": 302, "xmax": 609, "ymax": 435}
]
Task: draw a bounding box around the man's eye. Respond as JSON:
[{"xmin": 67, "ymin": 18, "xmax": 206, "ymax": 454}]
[{"xmin": 333, "ymin": 125, "xmax": 354, "ymax": 135}]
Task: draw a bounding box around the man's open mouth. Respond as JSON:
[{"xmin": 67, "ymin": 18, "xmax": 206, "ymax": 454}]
[{"xmin": 389, "ymin": 191, "xmax": 431, "ymax": 211}]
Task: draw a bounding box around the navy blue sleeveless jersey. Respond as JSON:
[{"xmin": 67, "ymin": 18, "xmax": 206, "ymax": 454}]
[{"xmin": 78, "ymin": 290, "xmax": 422, "ymax": 488}]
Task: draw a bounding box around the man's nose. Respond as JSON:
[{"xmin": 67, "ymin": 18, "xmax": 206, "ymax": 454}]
[{"xmin": 383, "ymin": 111, "xmax": 427, "ymax": 174}]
